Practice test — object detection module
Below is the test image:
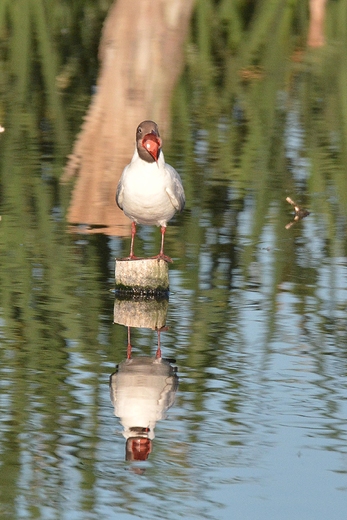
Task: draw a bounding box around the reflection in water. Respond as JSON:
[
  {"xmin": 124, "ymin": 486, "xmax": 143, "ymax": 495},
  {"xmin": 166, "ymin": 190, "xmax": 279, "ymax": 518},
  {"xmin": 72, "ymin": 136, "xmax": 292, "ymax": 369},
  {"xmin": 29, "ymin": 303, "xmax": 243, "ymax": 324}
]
[
  {"xmin": 110, "ymin": 343, "xmax": 178, "ymax": 461},
  {"xmin": 114, "ymin": 295, "xmax": 169, "ymax": 358},
  {"xmin": 114, "ymin": 295, "xmax": 169, "ymax": 330},
  {"xmin": 62, "ymin": 0, "xmax": 194, "ymax": 233},
  {"xmin": 112, "ymin": 293, "xmax": 177, "ymax": 460},
  {"xmin": 2, "ymin": 1, "xmax": 347, "ymax": 518}
]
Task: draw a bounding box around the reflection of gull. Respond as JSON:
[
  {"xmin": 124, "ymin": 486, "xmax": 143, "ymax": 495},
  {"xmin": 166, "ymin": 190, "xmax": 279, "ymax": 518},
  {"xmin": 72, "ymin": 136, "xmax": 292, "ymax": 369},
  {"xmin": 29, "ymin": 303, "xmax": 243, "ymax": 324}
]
[{"xmin": 110, "ymin": 356, "xmax": 178, "ymax": 460}]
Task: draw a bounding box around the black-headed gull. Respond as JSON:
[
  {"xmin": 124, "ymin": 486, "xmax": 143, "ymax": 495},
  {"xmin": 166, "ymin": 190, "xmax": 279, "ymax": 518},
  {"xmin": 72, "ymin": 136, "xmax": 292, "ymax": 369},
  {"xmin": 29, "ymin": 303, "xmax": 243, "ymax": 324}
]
[{"xmin": 116, "ymin": 120, "xmax": 185, "ymax": 262}]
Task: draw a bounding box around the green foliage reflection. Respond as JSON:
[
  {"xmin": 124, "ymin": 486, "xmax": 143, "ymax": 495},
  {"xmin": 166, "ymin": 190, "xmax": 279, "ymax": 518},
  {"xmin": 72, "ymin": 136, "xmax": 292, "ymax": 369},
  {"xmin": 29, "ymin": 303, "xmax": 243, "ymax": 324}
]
[
  {"xmin": 169, "ymin": 0, "xmax": 347, "ymax": 415},
  {"xmin": 1, "ymin": 0, "xmax": 347, "ymax": 516}
]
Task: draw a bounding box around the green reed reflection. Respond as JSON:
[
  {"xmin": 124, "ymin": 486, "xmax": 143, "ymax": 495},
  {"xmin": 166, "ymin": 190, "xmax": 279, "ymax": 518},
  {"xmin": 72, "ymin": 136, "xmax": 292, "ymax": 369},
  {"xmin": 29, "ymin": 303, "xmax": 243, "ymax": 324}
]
[
  {"xmin": 0, "ymin": 5, "xmax": 116, "ymax": 516},
  {"xmin": 1, "ymin": 1, "xmax": 347, "ymax": 518},
  {"xmin": 166, "ymin": 0, "xmax": 347, "ymax": 420},
  {"xmin": 172, "ymin": 0, "xmax": 347, "ymax": 273}
]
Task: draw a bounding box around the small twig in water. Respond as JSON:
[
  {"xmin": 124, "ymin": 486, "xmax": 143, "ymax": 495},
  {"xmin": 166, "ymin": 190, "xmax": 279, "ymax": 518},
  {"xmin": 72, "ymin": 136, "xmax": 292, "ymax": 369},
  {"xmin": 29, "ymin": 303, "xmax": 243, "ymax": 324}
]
[{"xmin": 285, "ymin": 197, "xmax": 310, "ymax": 229}]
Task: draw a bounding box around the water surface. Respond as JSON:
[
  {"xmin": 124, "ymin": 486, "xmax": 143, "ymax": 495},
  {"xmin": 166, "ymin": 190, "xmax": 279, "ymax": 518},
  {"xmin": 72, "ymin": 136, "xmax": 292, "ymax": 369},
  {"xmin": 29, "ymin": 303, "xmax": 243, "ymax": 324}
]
[{"xmin": 1, "ymin": 2, "xmax": 347, "ymax": 519}]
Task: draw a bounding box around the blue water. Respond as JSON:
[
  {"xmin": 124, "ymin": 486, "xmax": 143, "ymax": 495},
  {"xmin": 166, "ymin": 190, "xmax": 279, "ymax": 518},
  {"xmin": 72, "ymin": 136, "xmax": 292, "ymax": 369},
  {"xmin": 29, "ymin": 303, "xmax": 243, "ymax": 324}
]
[{"xmin": 1, "ymin": 11, "xmax": 347, "ymax": 517}]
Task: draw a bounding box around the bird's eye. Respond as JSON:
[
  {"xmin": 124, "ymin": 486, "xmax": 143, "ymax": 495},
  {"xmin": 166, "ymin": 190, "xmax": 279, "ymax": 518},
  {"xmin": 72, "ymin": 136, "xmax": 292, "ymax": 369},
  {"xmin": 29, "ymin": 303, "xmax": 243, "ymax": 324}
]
[{"xmin": 137, "ymin": 127, "xmax": 142, "ymax": 135}]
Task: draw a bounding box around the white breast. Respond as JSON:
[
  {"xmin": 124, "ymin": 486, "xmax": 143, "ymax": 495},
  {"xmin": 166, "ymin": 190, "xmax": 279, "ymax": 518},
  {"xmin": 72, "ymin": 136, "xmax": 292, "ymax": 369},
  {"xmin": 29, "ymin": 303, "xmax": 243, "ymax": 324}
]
[{"xmin": 117, "ymin": 150, "xmax": 184, "ymax": 226}]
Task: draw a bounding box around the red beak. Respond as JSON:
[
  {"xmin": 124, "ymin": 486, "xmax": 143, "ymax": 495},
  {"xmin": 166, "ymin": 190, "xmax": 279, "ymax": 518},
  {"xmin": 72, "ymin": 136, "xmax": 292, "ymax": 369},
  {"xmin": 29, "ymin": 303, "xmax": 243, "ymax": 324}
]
[
  {"xmin": 126, "ymin": 437, "xmax": 152, "ymax": 461},
  {"xmin": 142, "ymin": 133, "xmax": 162, "ymax": 162}
]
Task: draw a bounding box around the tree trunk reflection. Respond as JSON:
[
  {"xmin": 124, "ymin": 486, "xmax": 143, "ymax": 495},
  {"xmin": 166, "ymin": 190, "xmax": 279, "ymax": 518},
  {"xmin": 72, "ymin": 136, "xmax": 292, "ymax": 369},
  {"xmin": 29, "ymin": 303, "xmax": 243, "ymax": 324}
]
[{"xmin": 62, "ymin": 0, "xmax": 194, "ymax": 234}]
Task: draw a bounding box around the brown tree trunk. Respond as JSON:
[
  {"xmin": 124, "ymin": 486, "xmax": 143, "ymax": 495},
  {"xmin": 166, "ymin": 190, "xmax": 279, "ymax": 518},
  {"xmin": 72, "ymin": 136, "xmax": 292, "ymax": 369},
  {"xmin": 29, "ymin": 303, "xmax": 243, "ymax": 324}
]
[
  {"xmin": 62, "ymin": 0, "xmax": 194, "ymax": 235},
  {"xmin": 307, "ymin": 0, "xmax": 327, "ymax": 48}
]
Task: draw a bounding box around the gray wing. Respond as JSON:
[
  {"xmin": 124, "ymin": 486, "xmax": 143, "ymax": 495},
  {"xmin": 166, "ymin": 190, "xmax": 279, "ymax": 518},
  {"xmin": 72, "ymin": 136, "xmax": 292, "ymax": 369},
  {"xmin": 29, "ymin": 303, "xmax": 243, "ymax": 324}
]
[
  {"xmin": 165, "ymin": 164, "xmax": 185, "ymax": 212},
  {"xmin": 116, "ymin": 168, "xmax": 127, "ymax": 210},
  {"xmin": 115, "ymin": 180, "xmax": 123, "ymax": 210}
]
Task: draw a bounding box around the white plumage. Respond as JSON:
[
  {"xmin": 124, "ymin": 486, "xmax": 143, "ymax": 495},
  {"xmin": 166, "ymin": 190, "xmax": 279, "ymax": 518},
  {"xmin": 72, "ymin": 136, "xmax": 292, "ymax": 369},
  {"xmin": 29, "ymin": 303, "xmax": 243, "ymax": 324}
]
[{"xmin": 116, "ymin": 120, "xmax": 185, "ymax": 262}]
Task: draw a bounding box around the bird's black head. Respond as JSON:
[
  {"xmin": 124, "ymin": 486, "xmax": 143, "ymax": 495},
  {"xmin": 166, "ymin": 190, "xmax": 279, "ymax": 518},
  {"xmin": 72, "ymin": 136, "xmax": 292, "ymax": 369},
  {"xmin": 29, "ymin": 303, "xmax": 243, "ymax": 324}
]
[{"xmin": 136, "ymin": 120, "xmax": 162, "ymax": 163}]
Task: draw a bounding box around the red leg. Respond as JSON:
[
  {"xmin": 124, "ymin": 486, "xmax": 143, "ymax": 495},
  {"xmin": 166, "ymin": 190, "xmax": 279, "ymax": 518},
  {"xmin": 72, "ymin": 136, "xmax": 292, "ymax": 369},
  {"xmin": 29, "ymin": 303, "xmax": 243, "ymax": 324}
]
[
  {"xmin": 129, "ymin": 221, "xmax": 136, "ymax": 258},
  {"xmin": 151, "ymin": 226, "xmax": 173, "ymax": 263},
  {"xmin": 155, "ymin": 326, "xmax": 169, "ymax": 358},
  {"xmin": 160, "ymin": 226, "xmax": 165, "ymax": 256},
  {"xmin": 123, "ymin": 221, "xmax": 142, "ymax": 260},
  {"xmin": 155, "ymin": 329, "xmax": 162, "ymax": 359},
  {"xmin": 127, "ymin": 326, "xmax": 132, "ymax": 359}
]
